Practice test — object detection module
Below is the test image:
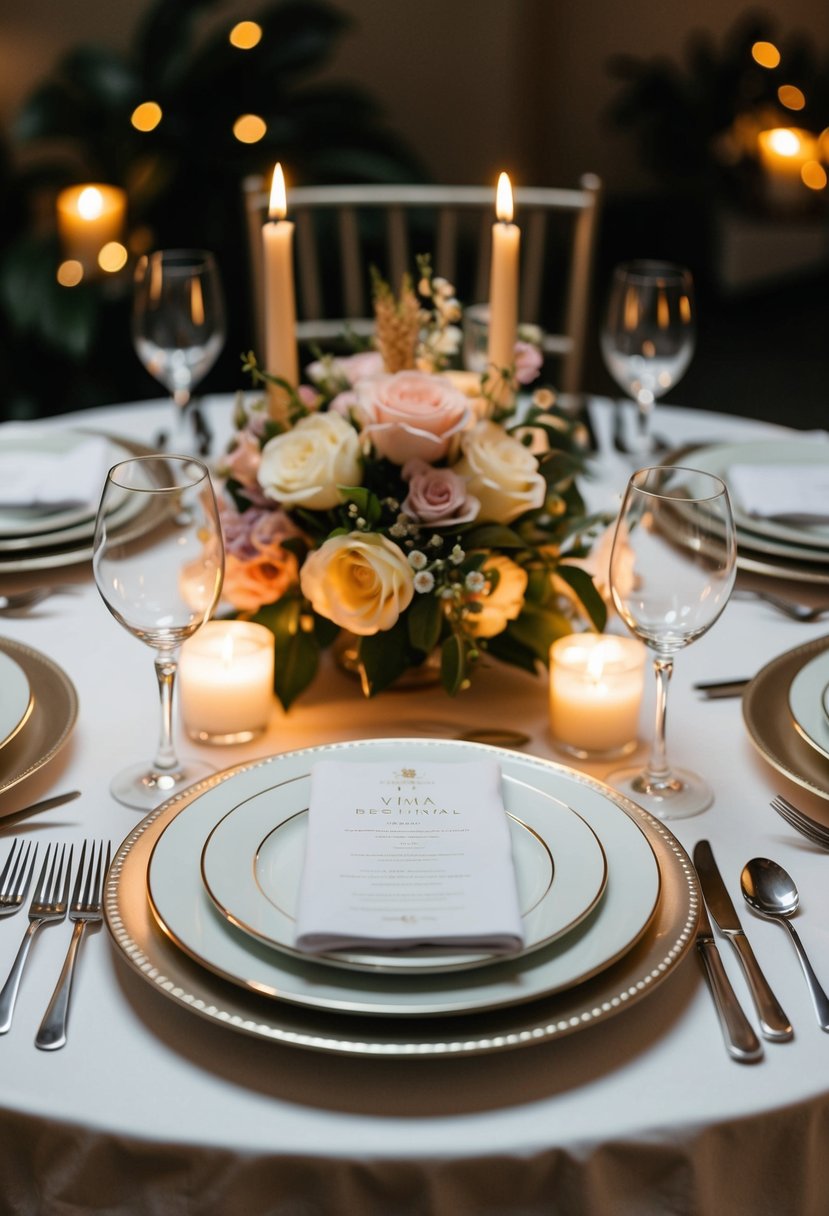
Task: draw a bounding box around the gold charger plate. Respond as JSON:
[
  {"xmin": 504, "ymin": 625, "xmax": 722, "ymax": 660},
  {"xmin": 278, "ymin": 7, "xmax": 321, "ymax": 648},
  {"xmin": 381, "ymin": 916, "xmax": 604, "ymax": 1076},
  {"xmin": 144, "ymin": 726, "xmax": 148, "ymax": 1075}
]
[
  {"xmin": 743, "ymin": 634, "xmax": 829, "ymax": 803},
  {"xmin": 0, "ymin": 637, "xmax": 78, "ymax": 799},
  {"xmin": 104, "ymin": 749, "xmax": 698, "ymax": 1058}
]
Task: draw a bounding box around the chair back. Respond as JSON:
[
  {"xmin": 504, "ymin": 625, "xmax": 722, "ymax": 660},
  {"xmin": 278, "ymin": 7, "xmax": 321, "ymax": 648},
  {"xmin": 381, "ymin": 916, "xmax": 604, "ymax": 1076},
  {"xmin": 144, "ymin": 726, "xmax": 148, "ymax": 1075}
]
[{"xmin": 243, "ymin": 177, "xmax": 602, "ymax": 394}]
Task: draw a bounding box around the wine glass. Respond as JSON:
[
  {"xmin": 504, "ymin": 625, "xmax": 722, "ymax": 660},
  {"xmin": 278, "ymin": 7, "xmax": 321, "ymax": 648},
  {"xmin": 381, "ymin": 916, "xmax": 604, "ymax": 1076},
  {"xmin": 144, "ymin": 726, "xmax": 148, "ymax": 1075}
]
[
  {"xmin": 608, "ymin": 465, "xmax": 736, "ymax": 818},
  {"xmin": 92, "ymin": 456, "xmax": 224, "ymax": 810},
  {"xmin": 132, "ymin": 249, "xmax": 226, "ymax": 454},
  {"xmin": 601, "ymin": 261, "xmax": 695, "ymax": 456}
]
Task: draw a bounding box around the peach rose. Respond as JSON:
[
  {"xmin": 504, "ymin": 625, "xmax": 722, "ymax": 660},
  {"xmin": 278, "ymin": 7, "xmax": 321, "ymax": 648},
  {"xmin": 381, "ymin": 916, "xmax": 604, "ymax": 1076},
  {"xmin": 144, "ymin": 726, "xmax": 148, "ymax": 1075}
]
[
  {"xmin": 222, "ymin": 549, "xmax": 299, "ymax": 613},
  {"xmin": 299, "ymin": 532, "xmax": 414, "ymax": 635},
  {"xmin": 454, "ymin": 421, "xmax": 546, "ymax": 523},
  {"xmin": 466, "ymin": 555, "xmax": 528, "ymax": 638},
  {"xmin": 357, "ymin": 371, "xmax": 470, "ymax": 464},
  {"xmin": 257, "ymin": 412, "xmax": 362, "ymax": 510}
]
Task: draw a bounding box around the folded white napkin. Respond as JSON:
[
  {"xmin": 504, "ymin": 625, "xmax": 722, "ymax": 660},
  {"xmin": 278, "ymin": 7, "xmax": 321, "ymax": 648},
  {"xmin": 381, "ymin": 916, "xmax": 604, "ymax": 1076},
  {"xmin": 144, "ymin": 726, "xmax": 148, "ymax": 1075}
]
[
  {"xmin": 0, "ymin": 431, "xmax": 111, "ymax": 513},
  {"xmin": 728, "ymin": 462, "xmax": 829, "ymax": 526},
  {"xmin": 293, "ymin": 759, "xmax": 524, "ymax": 955}
]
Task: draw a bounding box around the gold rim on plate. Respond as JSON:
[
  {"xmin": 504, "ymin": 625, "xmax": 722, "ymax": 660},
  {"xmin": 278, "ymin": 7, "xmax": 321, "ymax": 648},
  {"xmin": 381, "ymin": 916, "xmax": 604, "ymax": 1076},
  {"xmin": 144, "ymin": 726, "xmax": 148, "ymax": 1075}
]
[
  {"xmin": 104, "ymin": 745, "xmax": 698, "ymax": 1057},
  {"xmin": 0, "ymin": 637, "xmax": 78, "ymax": 799},
  {"xmin": 743, "ymin": 634, "xmax": 829, "ymax": 804}
]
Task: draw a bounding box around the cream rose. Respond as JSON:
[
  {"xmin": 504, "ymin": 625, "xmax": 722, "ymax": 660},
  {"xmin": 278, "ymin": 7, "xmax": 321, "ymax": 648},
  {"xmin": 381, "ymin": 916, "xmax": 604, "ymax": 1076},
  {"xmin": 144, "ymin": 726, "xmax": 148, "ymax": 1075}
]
[
  {"xmin": 357, "ymin": 371, "xmax": 470, "ymax": 464},
  {"xmin": 467, "ymin": 555, "xmax": 528, "ymax": 638},
  {"xmin": 455, "ymin": 421, "xmax": 546, "ymax": 523},
  {"xmin": 300, "ymin": 532, "xmax": 414, "ymax": 635},
  {"xmin": 257, "ymin": 412, "xmax": 362, "ymax": 510}
]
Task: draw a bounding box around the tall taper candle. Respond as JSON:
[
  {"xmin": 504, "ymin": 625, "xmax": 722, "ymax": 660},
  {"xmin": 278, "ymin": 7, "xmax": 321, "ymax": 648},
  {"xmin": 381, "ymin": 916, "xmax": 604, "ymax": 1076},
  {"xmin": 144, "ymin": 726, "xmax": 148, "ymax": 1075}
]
[
  {"xmin": 487, "ymin": 172, "xmax": 520, "ymax": 406},
  {"xmin": 263, "ymin": 163, "xmax": 299, "ymax": 422}
]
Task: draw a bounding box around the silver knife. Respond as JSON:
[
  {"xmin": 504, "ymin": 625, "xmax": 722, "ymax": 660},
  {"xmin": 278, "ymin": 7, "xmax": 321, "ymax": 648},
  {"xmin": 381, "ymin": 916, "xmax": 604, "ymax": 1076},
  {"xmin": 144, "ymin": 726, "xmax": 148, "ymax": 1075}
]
[
  {"xmin": 0, "ymin": 790, "xmax": 81, "ymax": 827},
  {"xmin": 694, "ymin": 840, "xmax": 792, "ymax": 1042},
  {"xmin": 694, "ymin": 871, "xmax": 764, "ymax": 1062}
]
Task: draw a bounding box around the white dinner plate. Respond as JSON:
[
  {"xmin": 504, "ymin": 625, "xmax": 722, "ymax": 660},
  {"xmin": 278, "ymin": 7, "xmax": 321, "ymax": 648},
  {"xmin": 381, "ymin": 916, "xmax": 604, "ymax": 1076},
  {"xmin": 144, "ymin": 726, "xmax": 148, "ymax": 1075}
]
[
  {"xmin": 199, "ymin": 772, "xmax": 608, "ymax": 974},
  {"xmin": 146, "ymin": 739, "xmax": 660, "ymax": 1018},
  {"xmin": 789, "ymin": 650, "xmax": 829, "ymax": 762},
  {"xmin": 0, "ymin": 651, "xmax": 32, "ymax": 751},
  {"xmin": 687, "ymin": 439, "xmax": 829, "ymax": 551},
  {"xmin": 0, "ymin": 429, "xmax": 127, "ymax": 538}
]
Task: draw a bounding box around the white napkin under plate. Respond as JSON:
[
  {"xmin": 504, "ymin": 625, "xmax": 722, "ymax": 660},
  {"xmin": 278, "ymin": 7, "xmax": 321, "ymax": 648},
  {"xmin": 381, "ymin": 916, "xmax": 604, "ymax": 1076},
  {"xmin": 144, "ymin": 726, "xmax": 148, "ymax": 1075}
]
[
  {"xmin": 728, "ymin": 462, "xmax": 829, "ymax": 525},
  {"xmin": 293, "ymin": 758, "xmax": 525, "ymax": 955},
  {"xmin": 0, "ymin": 430, "xmax": 111, "ymax": 513}
]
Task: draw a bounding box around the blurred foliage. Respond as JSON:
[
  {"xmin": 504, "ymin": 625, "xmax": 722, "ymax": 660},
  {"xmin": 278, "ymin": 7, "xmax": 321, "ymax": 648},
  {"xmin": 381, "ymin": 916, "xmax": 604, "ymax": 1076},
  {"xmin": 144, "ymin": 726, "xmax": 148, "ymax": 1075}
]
[
  {"xmin": 606, "ymin": 11, "xmax": 829, "ymax": 205},
  {"xmin": 0, "ymin": 0, "xmax": 424, "ymax": 420}
]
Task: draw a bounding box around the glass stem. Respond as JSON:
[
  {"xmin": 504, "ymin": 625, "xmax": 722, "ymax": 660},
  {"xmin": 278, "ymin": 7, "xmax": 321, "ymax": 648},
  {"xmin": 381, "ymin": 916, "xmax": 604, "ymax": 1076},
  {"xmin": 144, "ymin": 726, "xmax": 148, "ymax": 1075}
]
[
  {"xmin": 644, "ymin": 655, "xmax": 674, "ymax": 787},
  {"xmin": 153, "ymin": 653, "xmax": 180, "ymax": 773}
]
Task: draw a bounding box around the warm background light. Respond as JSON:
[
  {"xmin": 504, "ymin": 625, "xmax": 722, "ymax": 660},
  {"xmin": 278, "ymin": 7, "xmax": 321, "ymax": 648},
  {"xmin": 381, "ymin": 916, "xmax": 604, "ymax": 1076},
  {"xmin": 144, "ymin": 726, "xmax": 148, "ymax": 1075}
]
[
  {"xmin": 801, "ymin": 160, "xmax": 827, "ymax": 190},
  {"xmin": 56, "ymin": 183, "xmax": 127, "ymax": 274},
  {"xmin": 778, "ymin": 84, "xmax": 806, "ymax": 111},
  {"xmin": 131, "ymin": 101, "xmax": 162, "ymax": 132},
  {"xmin": 56, "ymin": 260, "xmax": 83, "ymax": 287},
  {"xmin": 98, "ymin": 241, "xmax": 128, "ymax": 273},
  {"xmin": 233, "ymin": 113, "xmax": 267, "ymax": 144},
  {"xmin": 751, "ymin": 41, "xmax": 781, "ymax": 69},
  {"xmin": 229, "ymin": 20, "xmax": 262, "ymax": 49}
]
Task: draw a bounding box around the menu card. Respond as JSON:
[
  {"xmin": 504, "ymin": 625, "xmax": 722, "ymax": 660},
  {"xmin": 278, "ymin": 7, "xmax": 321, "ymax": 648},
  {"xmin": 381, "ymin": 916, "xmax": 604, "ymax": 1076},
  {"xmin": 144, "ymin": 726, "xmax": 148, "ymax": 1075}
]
[
  {"xmin": 729, "ymin": 462, "xmax": 829, "ymax": 524},
  {"xmin": 293, "ymin": 759, "xmax": 524, "ymax": 954}
]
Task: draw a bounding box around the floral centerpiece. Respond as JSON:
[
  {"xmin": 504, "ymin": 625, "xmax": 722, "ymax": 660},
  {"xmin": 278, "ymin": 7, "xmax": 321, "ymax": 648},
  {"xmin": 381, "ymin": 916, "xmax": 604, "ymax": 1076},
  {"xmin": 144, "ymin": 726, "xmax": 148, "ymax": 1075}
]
[{"xmin": 217, "ymin": 259, "xmax": 606, "ymax": 709}]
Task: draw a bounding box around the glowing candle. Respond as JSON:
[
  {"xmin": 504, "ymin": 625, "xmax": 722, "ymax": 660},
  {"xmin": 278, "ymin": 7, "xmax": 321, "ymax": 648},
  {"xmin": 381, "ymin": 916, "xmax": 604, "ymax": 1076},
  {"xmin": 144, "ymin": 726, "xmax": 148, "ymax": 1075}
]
[
  {"xmin": 56, "ymin": 184, "xmax": 126, "ymax": 275},
  {"xmin": 549, "ymin": 634, "xmax": 646, "ymax": 759},
  {"xmin": 262, "ymin": 163, "xmax": 299, "ymax": 422},
  {"xmin": 487, "ymin": 172, "xmax": 520, "ymax": 405},
  {"xmin": 757, "ymin": 128, "xmax": 819, "ymax": 210},
  {"xmin": 179, "ymin": 621, "xmax": 275, "ymax": 744}
]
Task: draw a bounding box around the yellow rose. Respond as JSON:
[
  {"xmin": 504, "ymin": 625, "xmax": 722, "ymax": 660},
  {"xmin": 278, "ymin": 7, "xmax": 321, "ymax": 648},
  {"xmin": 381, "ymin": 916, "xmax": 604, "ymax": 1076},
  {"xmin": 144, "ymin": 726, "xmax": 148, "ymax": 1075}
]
[
  {"xmin": 257, "ymin": 412, "xmax": 361, "ymax": 509},
  {"xmin": 300, "ymin": 532, "xmax": 414, "ymax": 636},
  {"xmin": 467, "ymin": 555, "xmax": 528, "ymax": 638},
  {"xmin": 455, "ymin": 421, "xmax": 546, "ymax": 523}
]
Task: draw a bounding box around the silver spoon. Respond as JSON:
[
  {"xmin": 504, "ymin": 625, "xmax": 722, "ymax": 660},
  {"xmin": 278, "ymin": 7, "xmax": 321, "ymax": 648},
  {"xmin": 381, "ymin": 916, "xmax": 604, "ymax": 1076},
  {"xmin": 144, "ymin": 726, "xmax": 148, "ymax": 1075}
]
[{"xmin": 741, "ymin": 857, "xmax": 829, "ymax": 1031}]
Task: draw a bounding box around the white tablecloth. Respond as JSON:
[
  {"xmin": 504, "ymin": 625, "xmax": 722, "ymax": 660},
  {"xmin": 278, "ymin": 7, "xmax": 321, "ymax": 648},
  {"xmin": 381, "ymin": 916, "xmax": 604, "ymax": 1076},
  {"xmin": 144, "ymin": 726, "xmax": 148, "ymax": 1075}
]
[{"xmin": 1, "ymin": 396, "xmax": 828, "ymax": 1215}]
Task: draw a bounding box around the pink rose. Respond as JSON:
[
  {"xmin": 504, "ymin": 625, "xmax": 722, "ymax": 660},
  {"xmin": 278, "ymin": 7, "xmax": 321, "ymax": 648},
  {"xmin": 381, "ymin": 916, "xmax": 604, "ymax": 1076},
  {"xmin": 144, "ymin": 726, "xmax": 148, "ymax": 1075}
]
[
  {"xmin": 401, "ymin": 458, "xmax": 480, "ymax": 527},
  {"xmin": 306, "ymin": 350, "xmax": 384, "ymax": 390},
  {"xmin": 357, "ymin": 371, "xmax": 470, "ymax": 465},
  {"xmin": 514, "ymin": 340, "xmax": 543, "ymax": 386}
]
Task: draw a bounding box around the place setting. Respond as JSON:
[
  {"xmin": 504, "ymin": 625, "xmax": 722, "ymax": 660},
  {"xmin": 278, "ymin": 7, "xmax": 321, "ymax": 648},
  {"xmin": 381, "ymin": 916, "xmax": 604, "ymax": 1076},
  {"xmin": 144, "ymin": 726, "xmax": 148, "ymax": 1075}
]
[{"xmin": 0, "ymin": 426, "xmax": 165, "ymax": 574}]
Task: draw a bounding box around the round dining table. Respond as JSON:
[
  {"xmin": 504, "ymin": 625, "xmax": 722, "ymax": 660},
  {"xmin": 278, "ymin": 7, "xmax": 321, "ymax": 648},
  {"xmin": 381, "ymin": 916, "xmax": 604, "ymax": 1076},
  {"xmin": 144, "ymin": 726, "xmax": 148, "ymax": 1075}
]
[{"xmin": 0, "ymin": 394, "xmax": 828, "ymax": 1216}]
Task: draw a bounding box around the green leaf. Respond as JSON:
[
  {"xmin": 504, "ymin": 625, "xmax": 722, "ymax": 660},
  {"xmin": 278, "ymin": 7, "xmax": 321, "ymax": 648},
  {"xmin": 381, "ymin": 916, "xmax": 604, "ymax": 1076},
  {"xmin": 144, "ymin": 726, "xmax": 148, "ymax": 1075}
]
[
  {"xmin": 461, "ymin": 524, "xmax": 527, "ymax": 550},
  {"xmin": 556, "ymin": 564, "xmax": 608, "ymax": 632},
  {"xmin": 440, "ymin": 634, "xmax": 466, "ymax": 695},
  {"xmin": 341, "ymin": 485, "xmax": 382, "ymax": 526},
  {"xmin": 251, "ymin": 596, "xmax": 318, "ymax": 710},
  {"xmin": 407, "ymin": 593, "xmax": 442, "ymax": 654},
  {"xmin": 358, "ymin": 620, "xmax": 411, "ymax": 696},
  {"xmin": 484, "ymin": 631, "xmax": 539, "ymax": 675},
  {"xmin": 507, "ymin": 603, "xmax": 573, "ymax": 664}
]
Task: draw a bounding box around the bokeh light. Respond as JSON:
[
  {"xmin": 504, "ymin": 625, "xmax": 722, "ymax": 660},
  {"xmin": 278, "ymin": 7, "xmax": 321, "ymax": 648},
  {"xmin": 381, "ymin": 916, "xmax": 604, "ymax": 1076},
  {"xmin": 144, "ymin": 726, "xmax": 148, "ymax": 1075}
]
[
  {"xmin": 778, "ymin": 84, "xmax": 806, "ymax": 111},
  {"xmin": 131, "ymin": 101, "xmax": 162, "ymax": 132},
  {"xmin": 751, "ymin": 41, "xmax": 781, "ymax": 69},
  {"xmin": 229, "ymin": 21, "xmax": 262, "ymax": 49},
  {"xmin": 98, "ymin": 242, "xmax": 129, "ymax": 273},
  {"xmin": 801, "ymin": 161, "xmax": 827, "ymax": 190},
  {"xmin": 233, "ymin": 114, "xmax": 267, "ymax": 143},
  {"xmin": 56, "ymin": 260, "xmax": 84, "ymax": 287}
]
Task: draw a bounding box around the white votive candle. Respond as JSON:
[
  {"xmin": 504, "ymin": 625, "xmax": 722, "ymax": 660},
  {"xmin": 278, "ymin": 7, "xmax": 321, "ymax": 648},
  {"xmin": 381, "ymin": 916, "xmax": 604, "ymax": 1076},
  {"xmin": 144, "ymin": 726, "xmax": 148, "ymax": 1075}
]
[
  {"xmin": 549, "ymin": 634, "xmax": 646, "ymax": 759},
  {"xmin": 179, "ymin": 621, "xmax": 274, "ymax": 744}
]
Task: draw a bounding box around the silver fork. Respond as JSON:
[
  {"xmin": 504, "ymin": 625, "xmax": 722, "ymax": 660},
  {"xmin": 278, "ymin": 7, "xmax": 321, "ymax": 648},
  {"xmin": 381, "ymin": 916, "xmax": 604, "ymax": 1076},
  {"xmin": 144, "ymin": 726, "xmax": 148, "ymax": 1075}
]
[
  {"xmin": 0, "ymin": 843, "xmax": 72, "ymax": 1034},
  {"xmin": 0, "ymin": 840, "xmax": 38, "ymax": 916},
  {"xmin": 739, "ymin": 590, "xmax": 829, "ymax": 624},
  {"xmin": 35, "ymin": 840, "xmax": 110, "ymax": 1051},
  {"xmin": 770, "ymin": 795, "xmax": 829, "ymax": 849},
  {"xmin": 0, "ymin": 586, "xmax": 75, "ymax": 615}
]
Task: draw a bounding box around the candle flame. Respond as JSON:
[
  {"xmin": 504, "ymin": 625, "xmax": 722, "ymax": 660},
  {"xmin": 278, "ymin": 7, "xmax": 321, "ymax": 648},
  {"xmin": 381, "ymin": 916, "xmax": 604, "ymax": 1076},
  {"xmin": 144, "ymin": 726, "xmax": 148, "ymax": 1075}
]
[
  {"xmin": 586, "ymin": 647, "xmax": 608, "ymax": 683},
  {"xmin": 495, "ymin": 171, "xmax": 513, "ymax": 223},
  {"xmin": 767, "ymin": 128, "xmax": 801, "ymax": 157},
  {"xmin": 269, "ymin": 163, "xmax": 287, "ymax": 220},
  {"xmin": 221, "ymin": 631, "xmax": 235, "ymax": 666},
  {"xmin": 77, "ymin": 186, "xmax": 104, "ymax": 221}
]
